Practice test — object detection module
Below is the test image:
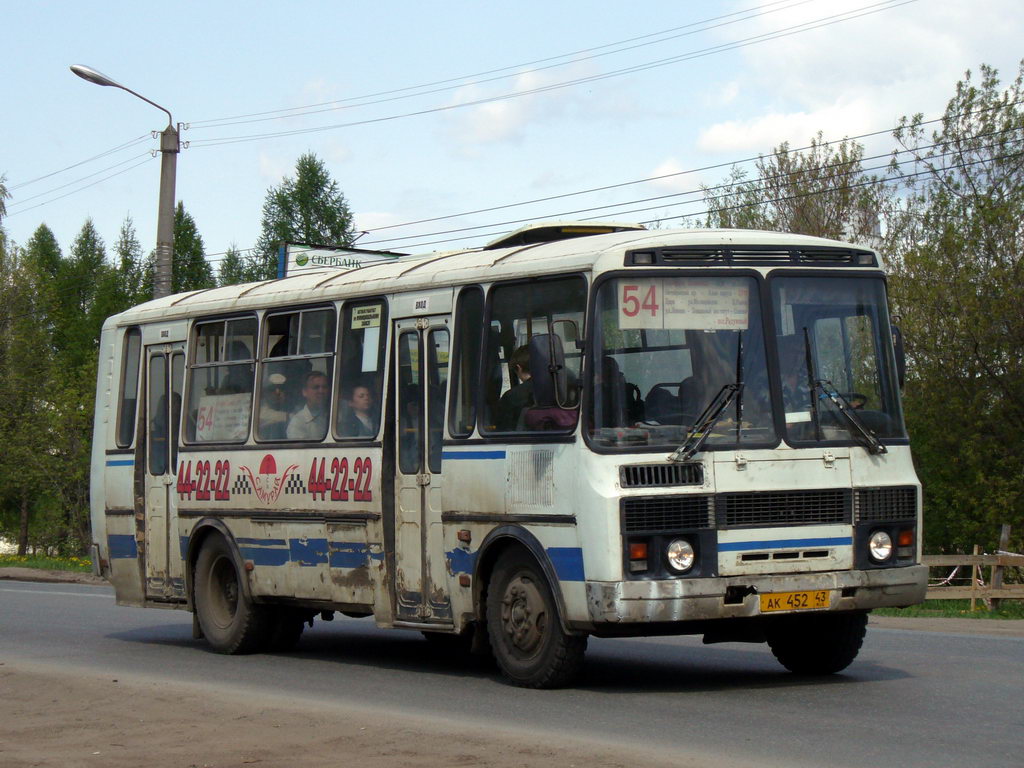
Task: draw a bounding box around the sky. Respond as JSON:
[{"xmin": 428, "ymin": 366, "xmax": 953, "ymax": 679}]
[{"xmin": 2, "ymin": 0, "xmax": 1022, "ymax": 275}]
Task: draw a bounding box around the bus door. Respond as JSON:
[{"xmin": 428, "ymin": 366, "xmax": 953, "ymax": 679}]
[
  {"xmin": 143, "ymin": 343, "xmax": 185, "ymax": 600},
  {"xmin": 392, "ymin": 316, "xmax": 452, "ymax": 623}
]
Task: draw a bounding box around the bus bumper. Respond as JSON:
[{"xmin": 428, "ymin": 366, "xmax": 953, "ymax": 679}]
[{"xmin": 584, "ymin": 564, "xmax": 928, "ymax": 624}]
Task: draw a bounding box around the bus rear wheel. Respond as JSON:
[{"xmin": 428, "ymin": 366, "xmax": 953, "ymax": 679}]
[
  {"xmin": 194, "ymin": 535, "xmax": 268, "ymax": 654},
  {"xmin": 486, "ymin": 550, "xmax": 586, "ymax": 688},
  {"xmin": 765, "ymin": 611, "xmax": 868, "ymax": 675}
]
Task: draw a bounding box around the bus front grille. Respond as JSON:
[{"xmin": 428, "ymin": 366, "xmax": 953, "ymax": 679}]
[
  {"xmin": 622, "ymin": 495, "xmax": 713, "ymax": 533},
  {"xmin": 855, "ymin": 486, "xmax": 917, "ymax": 522},
  {"xmin": 620, "ymin": 463, "xmax": 704, "ymax": 488},
  {"xmin": 717, "ymin": 489, "xmax": 852, "ymax": 528}
]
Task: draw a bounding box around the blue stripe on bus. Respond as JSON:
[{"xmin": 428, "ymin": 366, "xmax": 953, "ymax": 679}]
[
  {"xmin": 108, "ymin": 534, "xmax": 138, "ymax": 559},
  {"xmin": 718, "ymin": 536, "xmax": 852, "ymax": 552},
  {"xmin": 106, "ymin": 459, "xmax": 135, "ymax": 467},
  {"xmin": 288, "ymin": 538, "xmax": 329, "ymax": 566},
  {"xmin": 329, "ymin": 542, "xmax": 369, "ymax": 569},
  {"xmin": 239, "ymin": 544, "xmax": 291, "ymax": 566},
  {"xmin": 547, "ymin": 547, "xmax": 585, "ymax": 582},
  {"xmin": 445, "ymin": 546, "xmax": 585, "ymax": 582},
  {"xmin": 441, "ymin": 450, "xmax": 507, "ymax": 460}
]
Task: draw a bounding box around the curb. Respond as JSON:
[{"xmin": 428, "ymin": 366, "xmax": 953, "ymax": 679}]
[{"xmin": 0, "ymin": 567, "xmax": 107, "ymax": 586}]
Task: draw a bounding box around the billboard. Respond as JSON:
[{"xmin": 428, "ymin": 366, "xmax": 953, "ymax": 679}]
[{"xmin": 278, "ymin": 242, "xmax": 403, "ymax": 278}]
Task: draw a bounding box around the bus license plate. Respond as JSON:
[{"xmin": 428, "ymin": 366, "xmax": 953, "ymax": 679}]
[{"xmin": 759, "ymin": 590, "xmax": 831, "ymax": 613}]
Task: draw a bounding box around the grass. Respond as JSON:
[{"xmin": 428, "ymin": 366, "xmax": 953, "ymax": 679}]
[
  {"xmin": 875, "ymin": 598, "xmax": 1024, "ymax": 620},
  {"xmin": 0, "ymin": 553, "xmax": 93, "ymax": 573}
]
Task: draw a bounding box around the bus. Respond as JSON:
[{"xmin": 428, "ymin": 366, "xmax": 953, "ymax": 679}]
[{"xmin": 90, "ymin": 221, "xmax": 927, "ymax": 688}]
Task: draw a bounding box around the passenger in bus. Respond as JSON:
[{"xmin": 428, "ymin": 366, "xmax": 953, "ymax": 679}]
[
  {"xmin": 339, "ymin": 384, "xmax": 377, "ymax": 437},
  {"xmin": 286, "ymin": 371, "xmax": 330, "ymax": 440},
  {"xmin": 495, "ymin": 345, "xmax": 533, "ymax": 430},
  {"xmin": 259, "ymin": 373, "xmax": 291, "ymax": 440}
]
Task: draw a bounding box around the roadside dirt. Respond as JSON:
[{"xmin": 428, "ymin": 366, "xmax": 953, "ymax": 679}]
[
  {"xmin": 0, "ymin": 661, "xmax": 723, "ymax": 768},
  {"xmin": 0, "ymin": 567, "xmax": 106, "ymax": 586}
]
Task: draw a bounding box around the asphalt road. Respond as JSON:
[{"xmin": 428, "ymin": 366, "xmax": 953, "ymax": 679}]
[{"xmin": 2, "ymin": 580, "xmax": 1022, "ymax": 767}]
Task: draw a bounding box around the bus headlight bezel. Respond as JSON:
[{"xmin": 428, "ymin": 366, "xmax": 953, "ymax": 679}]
[{"xmin": 666, "ymin": 538, "xmax": 696, "ymax": 573}]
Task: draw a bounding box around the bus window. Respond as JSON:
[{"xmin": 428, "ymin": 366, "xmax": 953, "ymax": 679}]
[
  {"xmin": 427, "ymin": 329, "xmax": 450, "ymax": 473},
  {"xmin": 149, "ymin": 354, "xmax": 169, "ymax": 475},
  {"xmin": 335, "ymin": 300, "xmax": 387, "ymax": 440},
  {"xmin": 116, "ymin": 327, "xmax": 142, "ymax": 447},
  {"xmin": 449, "ymin": 287, "xmax": 483, "ymax": 437},
  {"xmin": 397, "ymin": 331, "xmax": 422, "ymax": 473},
  {"xmin": 482, "ymin": 276, "xmax": 586, "ymax": 433},
  {"xmin": 258, "ymin": 307, "xmax": 335, "ymax": 441},
  {"xmin": 185, "ymin": 317, "xmax": 256, "ymax": 443}
]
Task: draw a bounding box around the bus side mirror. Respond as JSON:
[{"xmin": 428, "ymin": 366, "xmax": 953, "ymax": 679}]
[
  {"xmin": 892, "ymin": 325, "xmax": 906, "ymax": 389},
  {"xmin": 528, "ymin": 333, "xmax": 567, "ymax": 407}
]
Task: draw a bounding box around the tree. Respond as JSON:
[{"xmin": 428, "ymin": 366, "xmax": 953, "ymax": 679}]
[
  {"xmin": 886, "ymin": 62, "xmax": 1024, "ymax": 553},
  {"xmin": 0, "ymin": 172, "xmax": 9, "ymax": 224},
  {"xmin": 0, "ymin": 239, "xmax": 57, "ymax": 554},
  {"xmin": 172, "ymin": 201, "xmax": 215, "ymax": 293},
  {"xmin": 247, "ymin": 152, "xmax": 356, "ymax": 280},
  {"xmin": 217, "ymin": 243, "xmax": 246, "ymax": 287},
  {"xmin": 701, "ymin": 133, "xmax": 888, "ymax": 244},
  {"xmin": 112, "ymin": 216, "xmax": 148, "ymax": 307}
]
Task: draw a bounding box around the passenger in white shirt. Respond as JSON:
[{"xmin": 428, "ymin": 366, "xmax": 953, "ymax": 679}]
[{"xmin": 286, "ymin": 371, "xmax": 329, "ymax": 440}]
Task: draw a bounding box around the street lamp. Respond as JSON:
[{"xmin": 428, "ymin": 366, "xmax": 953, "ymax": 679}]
[{"xmin": 70, "ymin": 65, "xmax": 178, "ymax": 299}]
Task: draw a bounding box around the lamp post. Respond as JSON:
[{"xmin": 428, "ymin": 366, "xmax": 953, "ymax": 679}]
[{"xmin": 70, "ymin": 65, "xmax": 178, "ymax": 299}]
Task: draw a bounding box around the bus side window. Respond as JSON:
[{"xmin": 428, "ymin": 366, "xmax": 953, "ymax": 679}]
[
  {"xmin": 185, "ymin": 317, "xmax": 256, "ymax": 443},
  {"xmin": 116, "ymin": 327, "xmax": 142, "ymax": 447},
  {"xmin": 482, "ymin": 275, "xmax": 587, "ymax": 434},
  {"xmin": 258, "ymin": 308, "xmax": 335, "ymax": 442},
  {"xmin": 448, "ymin": 286, "xmax": 483, "ymax": 437},
  {"xmin": 334, "ymin": 300, "xmax": 388, "ymax": 440}
]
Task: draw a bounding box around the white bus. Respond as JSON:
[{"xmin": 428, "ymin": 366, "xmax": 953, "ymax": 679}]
[{"xmin": 90, "ymin": 222, "xmax": 927, "ymax": 687}]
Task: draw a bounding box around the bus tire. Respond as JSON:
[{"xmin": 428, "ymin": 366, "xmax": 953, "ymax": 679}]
[
  {"xmin": 766, "ymin": 611, "xmax": 868, "ymax": 675},
  {"xmin": 486, "ymin": 550, "xmax": 586, "ymax": 688},
  {"xmin": 194, "ymin": 535, "xmax": 268, "ymax": 654}
]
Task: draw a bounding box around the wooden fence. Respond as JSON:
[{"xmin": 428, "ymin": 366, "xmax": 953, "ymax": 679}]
[{"xmin": 922, "ymin": 526, "xmax": 1024, "ymax": 608}]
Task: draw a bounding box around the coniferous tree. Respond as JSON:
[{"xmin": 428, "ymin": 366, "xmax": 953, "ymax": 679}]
[
  {"xmin": 172, "ymin": 201, "xmax": 215, "ymax": 293},
  {"xmin": 113, "ymin": 215, "xmax": 147, "ymax": 306},
  {"xmin": 217, "ymin": 243, "xmax": 247, "ymax": 287},
  {"xmin": 247, "ymin": 152, "xmax": 355, "ymax": 280}
]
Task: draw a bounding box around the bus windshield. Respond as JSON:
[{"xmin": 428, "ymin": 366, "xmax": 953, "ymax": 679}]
[
  {"xmin": 589, "ymin": 275, "xmax": 776, "ymax": 449},
  {"xmin": 771, "ymin": 275, "xmax": 906, "ymax": 445}
]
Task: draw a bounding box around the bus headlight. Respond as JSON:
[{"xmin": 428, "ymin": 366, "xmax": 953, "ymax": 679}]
[
  {"xmin": 666, "ymin": 538, "xmax": 696, "ymax": 573},
  {"xmin": 868, "ymin": 530, "xmax": 893, "ymax": 562}
]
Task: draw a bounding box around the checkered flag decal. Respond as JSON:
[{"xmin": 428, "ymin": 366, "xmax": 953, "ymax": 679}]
[
  {"xmin": 232, "ymin": 474, "xmax": 252, "ymax": 495},
  {"xmin": 284, "ymin": 472, "xmax": 306, "ymax": 495}
]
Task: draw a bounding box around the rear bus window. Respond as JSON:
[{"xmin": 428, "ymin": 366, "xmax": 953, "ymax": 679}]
[
  {"xmin": 185, "ymin": 316, "xmax": 257, "ymax": 443},
  {"xmin": 115, "ymin": 327, "xmax": 142, "ymax": 447}
]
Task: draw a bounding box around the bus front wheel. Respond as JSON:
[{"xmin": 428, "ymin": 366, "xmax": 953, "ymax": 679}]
[
  {"xmin": 765, "ymin": 610, "xmax": 868, "ymax": 675},
  {"xmin": 486, "ymin": 550, "xmax": 586, "ymax": 688},
  {"xmin": 194, "ymin": 535, "xmax": 268, "ymax": 654}
]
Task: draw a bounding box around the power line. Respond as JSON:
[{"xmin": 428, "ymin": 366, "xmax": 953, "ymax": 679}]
[
  {"xmin": 7, "ymin": 134, "xmax": 151, "ymax": 191},
  {"xmin": 187, "ymin": 0, "xmax": 915, "ymax": 149},
  {"xmin": 188, "ymin": 0, "xmax": 818, "ymax": 131},
  {"xmin": 360, "ymin": 123, "xmax": 1024, "ymax": 249},
  {"xmin": 7, "ymin": 153, "xmax": 154, "ymax": 209},
  {"xmin": 4, "ymin": 157, "xmax": 155, "ymax": 218}
]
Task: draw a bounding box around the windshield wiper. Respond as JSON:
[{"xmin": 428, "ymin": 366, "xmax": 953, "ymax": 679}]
[
  {"xmin": 815, "ymin": 379, "xmax": 887, "ymax": 455},
  {"xmin": 668, "ymin": 382, "xmax": 743, "ymax": 463}
]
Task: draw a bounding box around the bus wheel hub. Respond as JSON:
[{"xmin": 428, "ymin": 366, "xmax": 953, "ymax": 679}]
[{"xmin": 502, "ymin": 575, "xmax": 546, "ymax": 653}]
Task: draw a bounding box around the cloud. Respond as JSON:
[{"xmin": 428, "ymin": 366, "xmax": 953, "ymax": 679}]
[
  {"xmin": 695, "ymin": 0, "xmax": 1023, "ymax": 155},
  {"xmin": 443, "ymin": 62, "xmax": 601, "ymax": 151}
]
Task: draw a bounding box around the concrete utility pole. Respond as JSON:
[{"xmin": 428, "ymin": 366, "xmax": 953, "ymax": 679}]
[{"xmin": 70, "ymin": 65, "xmax": 178, "ymax": 299}]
